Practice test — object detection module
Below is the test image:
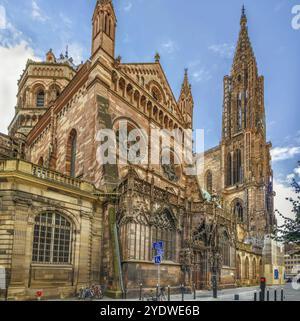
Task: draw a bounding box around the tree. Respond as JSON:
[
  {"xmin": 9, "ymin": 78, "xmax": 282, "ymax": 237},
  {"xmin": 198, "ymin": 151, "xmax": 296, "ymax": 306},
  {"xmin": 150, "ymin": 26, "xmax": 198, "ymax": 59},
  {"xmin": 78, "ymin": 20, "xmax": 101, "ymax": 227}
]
[{"xmin": 274, "ymin": 161, "xmax": 300, "ymax": 247}]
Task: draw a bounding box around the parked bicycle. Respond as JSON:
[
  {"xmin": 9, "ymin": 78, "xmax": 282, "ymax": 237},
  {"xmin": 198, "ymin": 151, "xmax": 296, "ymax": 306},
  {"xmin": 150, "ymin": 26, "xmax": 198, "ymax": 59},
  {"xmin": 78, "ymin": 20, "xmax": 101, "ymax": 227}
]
[
  {"xmin": 78, "ymin": 285, "xmax": 104, "ymax": 300},
  {"xmin": 144, "ymin": 287, "xmax": 167, "ymax": 301}
]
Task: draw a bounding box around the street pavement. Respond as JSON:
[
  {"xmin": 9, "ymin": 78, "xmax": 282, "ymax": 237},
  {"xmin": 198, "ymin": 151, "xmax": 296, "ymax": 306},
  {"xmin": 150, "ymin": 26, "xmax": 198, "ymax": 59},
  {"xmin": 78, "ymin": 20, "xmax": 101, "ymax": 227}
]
[
  {"xmin": 46, "ymin": 283, "xmax": 300, "ymax": 301},
  {"xmin": 71, "ymin": 284, "xmax": 299, "ymax": 302}
]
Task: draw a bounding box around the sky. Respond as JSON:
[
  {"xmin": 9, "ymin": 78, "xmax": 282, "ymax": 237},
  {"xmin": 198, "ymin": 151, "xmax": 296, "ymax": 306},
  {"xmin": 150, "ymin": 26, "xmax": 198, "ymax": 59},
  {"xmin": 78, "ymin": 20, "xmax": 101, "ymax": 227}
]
[{"xmin": 0, "ymin": 0, "xmax": 299, "ymax": 223}]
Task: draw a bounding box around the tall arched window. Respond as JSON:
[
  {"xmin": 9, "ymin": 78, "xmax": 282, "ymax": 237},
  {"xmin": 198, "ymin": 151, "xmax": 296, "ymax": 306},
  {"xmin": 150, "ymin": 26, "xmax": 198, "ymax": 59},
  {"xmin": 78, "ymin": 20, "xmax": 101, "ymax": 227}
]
[
  {"xmin": 244, "ymin": 257, "xmax": 250, "ymax": 280},
  {"xmin": 234, "ymin": 201, "xmax": 244, "ymax": 223},
  {"xmin": 36, "ymin": 90, "xmax": 45, "ymax": 107},
  {"xmin": 236, "ymin": 149, "xmax": 242, "ymax": 183},
  {"xmin": 152, "ymin": 209, "xmax": 177, "ymax": 262},
  {"xmin": 66, "ymin": 129, "xmax": 77, "ymax": 177},
  {"xmin": 221, "ymin": 231, "xmax": 230, "ymax": 267},
  {"xmin": 227, "ymin": 153, "xmax": 232, "ymax": 186},
  {"xmin": 205, "ymin": 170, "xmax": 213, "ymax": 194},
  {"xmin": 237, "ymin": 92, "xmax": 242, "ymax": 131},
  {"xmin": 233, "ymin": 149, "xmax": 242, "ymax": 184},
  {"xmin": 32, "ymin": 212, "xmax": 73, "ymax": 264}
]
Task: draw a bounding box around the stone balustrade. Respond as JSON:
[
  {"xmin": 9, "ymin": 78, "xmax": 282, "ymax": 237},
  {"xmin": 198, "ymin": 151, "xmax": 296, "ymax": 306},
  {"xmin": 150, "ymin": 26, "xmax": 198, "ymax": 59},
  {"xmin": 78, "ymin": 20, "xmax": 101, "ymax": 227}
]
[{"xmin": 0, "ymin": 158, "xmax": 95, "ymax": 193}]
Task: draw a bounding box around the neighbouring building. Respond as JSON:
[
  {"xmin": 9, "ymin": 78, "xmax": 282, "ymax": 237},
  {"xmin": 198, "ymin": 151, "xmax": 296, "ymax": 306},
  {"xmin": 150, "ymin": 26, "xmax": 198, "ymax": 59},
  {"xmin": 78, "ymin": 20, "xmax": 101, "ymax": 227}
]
[
  {"xmin": 284, "ymin": 244, "xmax": 300, "ymax": 280},
  {"xmin": 0, "ymin": 0, "xmax": 280, "ymax": 300},
  {"xmin": 263, "ymin": 236, "xmax": 285, "ymax": 285}
]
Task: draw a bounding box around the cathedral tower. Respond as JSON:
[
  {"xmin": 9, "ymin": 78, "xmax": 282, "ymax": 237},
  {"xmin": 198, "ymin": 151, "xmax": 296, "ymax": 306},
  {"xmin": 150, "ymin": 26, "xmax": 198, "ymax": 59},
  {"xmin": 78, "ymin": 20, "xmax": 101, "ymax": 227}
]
[
  {"xmin": 221, "ymin": 7, "xmax": 275, "ymax": 239},
  {"xmin": 92, "ymin": 0, "xmax": 116, "ymax": 59}
]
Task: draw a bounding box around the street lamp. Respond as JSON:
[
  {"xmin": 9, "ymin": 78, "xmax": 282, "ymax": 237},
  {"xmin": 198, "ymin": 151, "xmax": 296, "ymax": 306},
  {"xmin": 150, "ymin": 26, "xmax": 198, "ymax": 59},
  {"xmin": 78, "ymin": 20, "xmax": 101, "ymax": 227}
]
[{"xmin": 208, "ymin": 193, "xmax": 223, "ymax": 299}]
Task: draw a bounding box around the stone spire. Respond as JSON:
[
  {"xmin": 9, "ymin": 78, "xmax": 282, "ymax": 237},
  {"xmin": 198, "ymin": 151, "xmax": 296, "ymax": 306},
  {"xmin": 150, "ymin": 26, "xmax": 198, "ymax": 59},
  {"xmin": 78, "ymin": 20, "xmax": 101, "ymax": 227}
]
[
  {"xmin": 240, "ymin": 4, "xmax": 247, "ymax": 27},
  {"xmin": 178, "ymin": 69, "xmax": 194, "ymax": 128},
  {"xmin": 180, "ymin": 68, "xmax": 192, "ymax": 96},
  {"xmin": 232, "ymin": 5, "xmax": 256, "ymax": 72}
]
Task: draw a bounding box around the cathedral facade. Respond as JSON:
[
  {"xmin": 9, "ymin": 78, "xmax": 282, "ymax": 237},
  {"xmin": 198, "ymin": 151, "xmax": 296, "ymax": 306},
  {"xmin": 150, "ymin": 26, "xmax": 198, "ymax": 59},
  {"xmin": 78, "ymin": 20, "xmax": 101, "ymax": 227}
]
[{"xmin": 0, "ymin": 1, "xmax": 277, "ymax": 300}]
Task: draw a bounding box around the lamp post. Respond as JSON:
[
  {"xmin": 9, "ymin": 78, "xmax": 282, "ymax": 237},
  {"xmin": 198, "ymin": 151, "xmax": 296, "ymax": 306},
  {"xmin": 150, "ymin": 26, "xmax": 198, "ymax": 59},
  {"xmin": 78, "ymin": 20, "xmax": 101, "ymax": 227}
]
[{"xmin": 209, "ymin": 193, "xmax": 222, "ymax": 299}]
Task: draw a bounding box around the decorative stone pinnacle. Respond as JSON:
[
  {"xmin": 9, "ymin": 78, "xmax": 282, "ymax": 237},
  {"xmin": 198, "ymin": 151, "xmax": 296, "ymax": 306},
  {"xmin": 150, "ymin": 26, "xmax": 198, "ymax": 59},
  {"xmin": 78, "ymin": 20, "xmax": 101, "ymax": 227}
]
[{"xmin": 155, "ymin": 52, "xmax": 161, "ymax": 63}]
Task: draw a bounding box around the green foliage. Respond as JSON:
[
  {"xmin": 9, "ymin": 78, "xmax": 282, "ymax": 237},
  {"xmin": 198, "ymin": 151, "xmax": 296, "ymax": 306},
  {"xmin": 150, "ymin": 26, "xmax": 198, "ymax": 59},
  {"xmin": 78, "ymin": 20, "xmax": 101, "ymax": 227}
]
[{"xmin": 274, "ymin": 161, "xmax": 300, "ymax": 245}]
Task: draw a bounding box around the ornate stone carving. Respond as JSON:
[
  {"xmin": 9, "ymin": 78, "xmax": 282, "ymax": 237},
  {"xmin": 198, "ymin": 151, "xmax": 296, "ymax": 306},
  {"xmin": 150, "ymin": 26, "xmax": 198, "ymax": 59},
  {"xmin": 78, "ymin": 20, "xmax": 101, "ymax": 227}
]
[
  {"xmin": 162, "ymin": 163, "xmax": 179, "ymax": 182},
  {"xmin": 179, "ymin": 248, "xmax": 194, "ymax": 272}
]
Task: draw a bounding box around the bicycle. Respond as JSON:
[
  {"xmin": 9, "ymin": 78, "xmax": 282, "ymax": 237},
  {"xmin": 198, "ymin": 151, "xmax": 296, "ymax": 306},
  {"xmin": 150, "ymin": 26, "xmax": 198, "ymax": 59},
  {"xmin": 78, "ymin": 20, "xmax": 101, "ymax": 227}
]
[
  {"xmin": 78, "ymin": 285, "xmax": 104, "ymax": 300},
  {"xmin": 144, "ymin": 287, "xmax": 167, "ymax": 301}
]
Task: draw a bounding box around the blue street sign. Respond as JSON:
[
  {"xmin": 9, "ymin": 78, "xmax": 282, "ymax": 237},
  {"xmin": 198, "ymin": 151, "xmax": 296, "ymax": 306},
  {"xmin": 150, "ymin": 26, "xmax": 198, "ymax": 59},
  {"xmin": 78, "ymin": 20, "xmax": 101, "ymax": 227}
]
[
  {"xmin": 155, "ymin": 256, "xmax": 162, "ymax": 265},
  {"xmin": 153, "ymin": 241, "xmax": 164, "ymax": 251},
  {"xmin": 274, "ymin": 269, "xmax": 279, "ymax": 280}
]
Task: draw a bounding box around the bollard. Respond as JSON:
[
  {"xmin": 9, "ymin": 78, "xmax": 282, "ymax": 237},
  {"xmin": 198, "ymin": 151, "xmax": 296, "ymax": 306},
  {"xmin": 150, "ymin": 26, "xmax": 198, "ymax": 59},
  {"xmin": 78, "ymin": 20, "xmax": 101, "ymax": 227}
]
[
  {"xmin": 274, "ymin": 289, "xmax": 277, "ymax": 301},
  {"xmin": 254, "ymin": 292, "xmax": 257, "ymax": 301},
  {"xmin": 259, "ymin": 291, "xmax": 263, "ymax": 302},
  {"xmin": 181, "ymin": 284, "xmax": 185, "ymax": 302},
  {"xmin": 124, "ymin": 288, "xmax": 127, "ymax": 300},
  {"xmin": 193, "ymin": 284, "xmax": 196, "ymax": 300},
  {"xmin": 139, "ymin": 283, "xmax": 143, "ymax": 301},
  {"xmin": 267, "ymin": 289, "xmax": 270, "ymax": 301},
  {"xmin": 281, "ymin": 288, "xmax": 284, "ymax": 301},
  {"xmin": 234, "ymin": 294, "xmax": 240, "ymax": 301},
  {"xmin": 167, "ymin": 285, "xmax": 171, "ymax": 301}
]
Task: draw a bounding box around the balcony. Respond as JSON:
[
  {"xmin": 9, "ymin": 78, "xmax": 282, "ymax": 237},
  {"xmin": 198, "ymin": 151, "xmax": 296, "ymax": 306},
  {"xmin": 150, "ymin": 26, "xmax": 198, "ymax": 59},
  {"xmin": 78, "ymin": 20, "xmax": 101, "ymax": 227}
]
[{"xmin": 0, "ymin": 158, "xmax": 95, "ymax": 193}]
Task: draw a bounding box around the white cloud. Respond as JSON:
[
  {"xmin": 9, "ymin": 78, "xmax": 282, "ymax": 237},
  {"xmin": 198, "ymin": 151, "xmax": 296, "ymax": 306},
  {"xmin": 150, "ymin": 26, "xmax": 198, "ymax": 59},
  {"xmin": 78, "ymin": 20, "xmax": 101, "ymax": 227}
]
[
  {"xmin": 67, "ymin": 43, "xmax": 84, "ymax": 65},
  {"xmin": 0, "ymin": 41, "xmax": 38, "ymax": 133},
  {"xmin": 287, "ymin": 173, "xmax": 295, "ymax": 182},
  {"xmin": 208, "ymin": 43, "xmax": 235, "ymax": 59},
  {"xmin": 271, "ymin": 146, "xmax": 300, "ymax": 162},
  {"xmin": 0, "ymin": 5, "xmax": 6, "ymax": 29},
  {"xmin": 192, "ymin": 68, "xmax": 212, "ymax": 82},
  {"xmin": 0, "ymin": 12, "xmax": 39, "ymax": 134},
  {"xmin": 31, "ymin": 0, "xmax": 48, "ymax": 22},
  {"xmin": 274, "ymin": 179, "xmax": 297, "ymax": 227},
  {"xmin": 161, "ymin": 40, "xmax": 178, "ymax": 54},
  {"xmin": 294, "ymin": 167, "xmax": 300, "ymax": 178}
]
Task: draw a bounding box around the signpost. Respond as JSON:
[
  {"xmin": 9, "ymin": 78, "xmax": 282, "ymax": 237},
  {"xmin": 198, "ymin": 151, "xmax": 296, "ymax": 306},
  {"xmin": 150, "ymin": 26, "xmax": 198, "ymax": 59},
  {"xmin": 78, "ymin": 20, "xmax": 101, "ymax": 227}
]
[{"xmin": 153, "ymin": 241, "xmax": 164, "ymax": 292}]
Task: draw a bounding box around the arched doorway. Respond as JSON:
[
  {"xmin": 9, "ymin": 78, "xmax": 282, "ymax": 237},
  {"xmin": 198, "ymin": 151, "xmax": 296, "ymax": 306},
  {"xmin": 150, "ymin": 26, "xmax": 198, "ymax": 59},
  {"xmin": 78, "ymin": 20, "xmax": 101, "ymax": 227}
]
[{"xmin": 192, "ymin": 251, "xmax": 208, "ymax": 290}]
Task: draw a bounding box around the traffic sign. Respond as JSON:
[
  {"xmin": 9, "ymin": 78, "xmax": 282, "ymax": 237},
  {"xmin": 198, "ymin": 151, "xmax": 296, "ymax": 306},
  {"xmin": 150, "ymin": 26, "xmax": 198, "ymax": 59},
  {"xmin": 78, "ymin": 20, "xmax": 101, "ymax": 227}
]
[
  {"xmin": 153, "ymin": 241, "xmax": 164, "ymax": 251},
  {"xmin": 154, "ymin": 256, "xmax": 162, "ymax": 265}
]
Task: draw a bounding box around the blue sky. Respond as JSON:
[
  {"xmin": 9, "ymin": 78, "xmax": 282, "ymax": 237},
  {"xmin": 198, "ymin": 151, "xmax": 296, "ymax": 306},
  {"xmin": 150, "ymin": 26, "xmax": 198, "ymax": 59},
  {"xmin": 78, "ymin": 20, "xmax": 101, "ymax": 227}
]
[{"xmin": 0, "ymin": 0, "xmax": 299, "ymax": 217}]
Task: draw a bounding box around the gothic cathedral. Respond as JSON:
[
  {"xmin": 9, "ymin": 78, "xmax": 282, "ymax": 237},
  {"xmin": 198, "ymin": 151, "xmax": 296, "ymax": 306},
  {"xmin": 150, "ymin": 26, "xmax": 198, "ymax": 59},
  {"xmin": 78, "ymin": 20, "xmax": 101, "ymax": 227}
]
[{"xmin": 0, "ymin": 1, "xmax": 282, "ymax": 300}]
